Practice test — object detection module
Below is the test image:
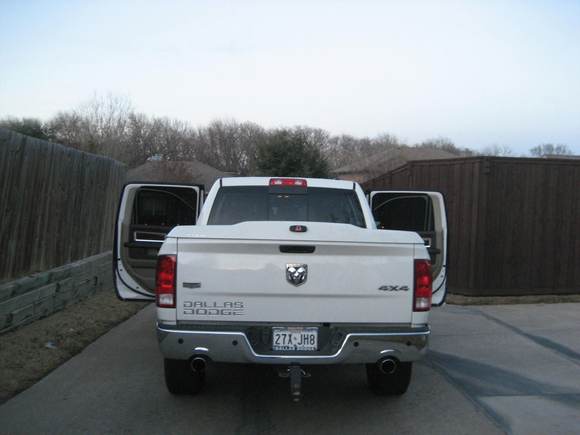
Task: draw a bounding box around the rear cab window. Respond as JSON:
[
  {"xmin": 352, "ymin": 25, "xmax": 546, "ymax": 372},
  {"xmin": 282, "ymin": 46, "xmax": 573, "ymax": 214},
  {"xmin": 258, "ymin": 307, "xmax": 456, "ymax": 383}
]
[{"xmin": 208, "ymin": 186, "xmax": 366, "ymax": 227}]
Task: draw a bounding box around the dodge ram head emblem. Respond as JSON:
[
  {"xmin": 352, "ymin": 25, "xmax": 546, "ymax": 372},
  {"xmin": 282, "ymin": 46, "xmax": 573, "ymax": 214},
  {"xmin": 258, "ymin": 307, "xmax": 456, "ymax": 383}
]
[{"xmin": 286, "ymin": 264, "xmax": 308, "ymax": 286}]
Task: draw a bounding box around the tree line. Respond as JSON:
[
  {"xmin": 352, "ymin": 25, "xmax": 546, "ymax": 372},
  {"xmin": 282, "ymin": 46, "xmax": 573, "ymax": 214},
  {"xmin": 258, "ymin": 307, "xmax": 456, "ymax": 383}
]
[{"xmin": 0, "ymin": 95, "xmax": 573, "ymax": 177}]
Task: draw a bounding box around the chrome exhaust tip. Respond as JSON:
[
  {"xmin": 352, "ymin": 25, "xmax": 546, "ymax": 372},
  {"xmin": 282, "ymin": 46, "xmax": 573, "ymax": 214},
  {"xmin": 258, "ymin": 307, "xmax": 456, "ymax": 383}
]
[
  {"xmin": 378, "ymin": 357, "xmax": 398, "ymax": 374},
  {"xmin": 190, "ymin": 356, "xmax": 207, "ymax": 372}
]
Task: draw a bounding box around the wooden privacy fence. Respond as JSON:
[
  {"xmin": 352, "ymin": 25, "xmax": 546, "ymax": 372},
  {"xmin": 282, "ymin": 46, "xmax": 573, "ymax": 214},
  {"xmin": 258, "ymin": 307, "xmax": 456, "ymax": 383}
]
[
  {"xmin": 0, "ymin": 128, "xmax": 126, "ymax": 282},
  {"xmin": 362, "ymin": 156, "xmax": 580, "ymax": 297}
]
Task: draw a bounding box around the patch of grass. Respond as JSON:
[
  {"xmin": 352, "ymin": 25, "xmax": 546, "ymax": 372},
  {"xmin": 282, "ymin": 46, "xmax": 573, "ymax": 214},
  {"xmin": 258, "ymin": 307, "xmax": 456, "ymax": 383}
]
[{"xmin": 0, "ymin": 291, "xmax": 147, "ymax": 403}]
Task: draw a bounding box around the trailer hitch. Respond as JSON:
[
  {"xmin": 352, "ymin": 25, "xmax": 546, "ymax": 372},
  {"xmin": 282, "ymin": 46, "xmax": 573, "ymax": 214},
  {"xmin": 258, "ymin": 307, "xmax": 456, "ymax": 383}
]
[{"xmin": 278, "ymin": 364, "xmax": 310, "ymax": 402}]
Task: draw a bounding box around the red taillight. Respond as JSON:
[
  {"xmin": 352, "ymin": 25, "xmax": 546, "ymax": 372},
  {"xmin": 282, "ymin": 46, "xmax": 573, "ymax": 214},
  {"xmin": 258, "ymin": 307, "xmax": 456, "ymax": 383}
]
[
  {"xmin": 269, "ymin": 178, "xmax": 307, "ymax": 187},
  {"xmin": 156, "ymin": 255, "xmax": 176, "ymax": 308},
  {"xmin": 414, "ymin": 259, "xmax": 432, "ymax": 312}
]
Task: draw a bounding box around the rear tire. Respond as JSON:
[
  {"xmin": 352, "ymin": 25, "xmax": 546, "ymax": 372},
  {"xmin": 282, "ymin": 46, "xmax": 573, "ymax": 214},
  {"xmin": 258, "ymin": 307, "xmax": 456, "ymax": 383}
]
[
  {"xmin": 366, "ymin": 361, "xmax": 412, "ymax": 396},
  {"xmin": 164, "ymin": 358, "xmax": 205, "ymax": 395}
]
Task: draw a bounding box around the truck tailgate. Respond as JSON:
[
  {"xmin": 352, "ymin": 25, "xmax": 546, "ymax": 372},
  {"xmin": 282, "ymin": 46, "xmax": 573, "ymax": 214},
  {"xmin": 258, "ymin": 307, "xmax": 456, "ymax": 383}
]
[{"xmin": 173, "ymin": 222, "xmax": 418, "ymax": 324}]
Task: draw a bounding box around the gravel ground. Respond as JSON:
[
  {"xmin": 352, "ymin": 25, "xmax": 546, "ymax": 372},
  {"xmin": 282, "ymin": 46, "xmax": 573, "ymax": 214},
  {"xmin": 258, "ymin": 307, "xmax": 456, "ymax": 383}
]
[{"xmin": 0, "ymin": 291, "xmax": 147, "ymax": 404}]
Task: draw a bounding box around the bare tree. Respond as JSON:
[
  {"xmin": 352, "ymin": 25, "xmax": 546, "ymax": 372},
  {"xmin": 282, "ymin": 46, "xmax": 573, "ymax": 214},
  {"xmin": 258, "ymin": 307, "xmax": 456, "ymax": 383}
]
[
  {"xmin": 235, "ymin": 121, "xmax": 267, "ymax": 175},
  {"xmin": 151, "ymin": 117, "xmax": 195, "ymax": 161},
  {"xmin": 326, "ymin": 134, "xmax": 369, "ymax": 169},
  {"xmin": 480, "ymin": 144, "xmax": 514, "ymax": 156},
  {"xmin": 194, "ymin": 119, "xmax": 267, "ymax": 175},
  {"xmin": 418, "ymin": 137, "xmax": 475, "ymax": 156},
  {"xmin": 373, "ymin": 133, "xmax": 401, "ymax": 149},
  {"xmin": 19, "ymin": 93, "xmax": 505, "ymax": 176},
  {"xmin": 46, "ymin": 93, "xmax": 134, "ymax": 161},
  {"xmin": 325, "ymin": 133, "xmax": 400, "ymax": 169},
  {"xmin": 0, "ymin": 117, "xmax": 49, "ymax": 140},
  {"xmin": 529, "ymin": 143, "xmax": 572, "ymax": 157}
]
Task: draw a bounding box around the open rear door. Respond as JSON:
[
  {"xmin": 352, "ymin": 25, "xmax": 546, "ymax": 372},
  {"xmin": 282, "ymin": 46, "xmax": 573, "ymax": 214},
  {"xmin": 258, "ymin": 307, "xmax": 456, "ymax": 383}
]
[
  {"xmin": 369, "ymin": 190, "xmax": 448, "ymax": 306},
  {"xmin": 114, "ymin": 183, "xmax": 202, "ymax": 301}
]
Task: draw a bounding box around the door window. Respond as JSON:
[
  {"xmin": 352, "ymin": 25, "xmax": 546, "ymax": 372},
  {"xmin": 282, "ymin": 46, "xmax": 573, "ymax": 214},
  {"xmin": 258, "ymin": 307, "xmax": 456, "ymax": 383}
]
[
  {"xmin": 372, "ymin": 193, "xmax": 434, "ymax": 232},
  {"xmin": 133, "ymin": 187, "xmax": 198, "ymax": 227}
]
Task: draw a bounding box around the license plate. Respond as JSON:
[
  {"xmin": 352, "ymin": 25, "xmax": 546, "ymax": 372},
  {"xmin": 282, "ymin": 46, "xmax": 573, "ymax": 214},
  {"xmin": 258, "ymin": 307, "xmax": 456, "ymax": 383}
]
[{"xmin": 272, "ymin": 327, "xmax": 318, "ymax": 351}]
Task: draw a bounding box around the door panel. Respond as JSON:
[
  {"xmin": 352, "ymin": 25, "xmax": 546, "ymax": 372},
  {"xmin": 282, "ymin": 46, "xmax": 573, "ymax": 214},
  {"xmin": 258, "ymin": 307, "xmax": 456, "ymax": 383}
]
[
  {"xmin": 369, "ymin": 191, "xmax": 448, "ymax": 306},
  {"xmin": 114, "ymin": 183, "xmax": 202, "ymax": 301}
]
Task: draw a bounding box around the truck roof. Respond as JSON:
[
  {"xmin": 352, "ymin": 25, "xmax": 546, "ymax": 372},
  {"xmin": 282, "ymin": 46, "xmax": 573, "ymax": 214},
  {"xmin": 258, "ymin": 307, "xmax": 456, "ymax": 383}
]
[{"xmin": 220, "ymin": 177, "xmax": 358, "ymax": 190}]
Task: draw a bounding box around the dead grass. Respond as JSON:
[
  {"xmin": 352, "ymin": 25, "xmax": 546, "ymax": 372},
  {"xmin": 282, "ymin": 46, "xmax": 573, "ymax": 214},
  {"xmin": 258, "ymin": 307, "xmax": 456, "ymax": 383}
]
[{"xmin": 0, "ymin": 291, "xmax": 147, "ymax": 404}]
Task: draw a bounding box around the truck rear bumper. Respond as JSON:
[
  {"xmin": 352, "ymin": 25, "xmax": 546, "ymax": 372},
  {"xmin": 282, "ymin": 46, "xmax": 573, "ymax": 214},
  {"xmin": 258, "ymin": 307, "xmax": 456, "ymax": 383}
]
[{"xmin": 157, "ymin": 324, "xmax": 429, "ymax": 364}]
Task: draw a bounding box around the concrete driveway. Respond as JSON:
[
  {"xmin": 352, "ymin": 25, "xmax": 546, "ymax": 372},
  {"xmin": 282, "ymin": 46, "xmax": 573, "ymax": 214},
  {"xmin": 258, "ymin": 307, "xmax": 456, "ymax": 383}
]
[{"xmin": 0, "ymin": 303, "xmax": 579, "ymax": 435}]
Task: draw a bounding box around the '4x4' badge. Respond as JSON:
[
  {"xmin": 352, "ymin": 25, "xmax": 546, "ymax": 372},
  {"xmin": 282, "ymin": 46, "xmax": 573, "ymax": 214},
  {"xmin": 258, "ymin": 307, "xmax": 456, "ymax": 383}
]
[{"xmin": 286, "ymin": 264, "xmax": 308, "ymax": 286}]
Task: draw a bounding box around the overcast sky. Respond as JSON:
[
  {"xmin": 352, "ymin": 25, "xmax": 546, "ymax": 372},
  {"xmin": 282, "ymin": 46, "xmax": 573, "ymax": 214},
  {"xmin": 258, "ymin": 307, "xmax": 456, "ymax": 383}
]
[{"xmin": 1, "ymin": 0, "xmax": 579, "ymax": 154}]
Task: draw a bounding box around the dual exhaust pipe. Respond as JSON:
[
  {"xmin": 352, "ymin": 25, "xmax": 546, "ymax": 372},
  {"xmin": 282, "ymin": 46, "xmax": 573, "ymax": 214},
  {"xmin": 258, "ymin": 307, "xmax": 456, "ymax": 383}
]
[
  {"xmin": 190, "ymin": 356, "xmax": 207, "ymax": 372},
  {"xmin": 378, "ymin": 357, "xmax": 398, "ymax": 374},
  {"xmin": 191, "ymin": 354, "xmax": 398, "ymax": 375}
]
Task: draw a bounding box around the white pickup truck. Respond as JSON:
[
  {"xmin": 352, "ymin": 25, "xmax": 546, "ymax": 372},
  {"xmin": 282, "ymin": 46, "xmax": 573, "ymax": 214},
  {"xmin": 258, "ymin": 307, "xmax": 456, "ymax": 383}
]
[{"xmin": 114, "ymin": 177, "xmax": 447, "ymax": 400}]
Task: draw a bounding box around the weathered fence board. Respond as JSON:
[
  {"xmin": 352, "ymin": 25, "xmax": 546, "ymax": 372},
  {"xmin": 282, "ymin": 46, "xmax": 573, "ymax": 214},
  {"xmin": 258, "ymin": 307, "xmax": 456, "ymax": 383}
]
[{"xmin": 0, "ymin": 128, "xmax": 126, "ymax": 281}]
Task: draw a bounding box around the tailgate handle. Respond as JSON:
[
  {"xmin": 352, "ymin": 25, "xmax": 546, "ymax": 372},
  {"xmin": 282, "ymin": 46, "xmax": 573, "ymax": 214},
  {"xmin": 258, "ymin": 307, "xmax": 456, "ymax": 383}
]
[{"xmin": 279, "ymin": 245, "xmax": 316, "ymax": 254}]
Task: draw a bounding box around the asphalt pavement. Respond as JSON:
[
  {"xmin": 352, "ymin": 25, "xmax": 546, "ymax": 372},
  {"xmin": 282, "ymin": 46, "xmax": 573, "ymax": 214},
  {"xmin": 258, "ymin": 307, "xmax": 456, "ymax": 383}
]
[{"xmin": 1, "ymin": 302, "xmax": 579, "ymax": 435}]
